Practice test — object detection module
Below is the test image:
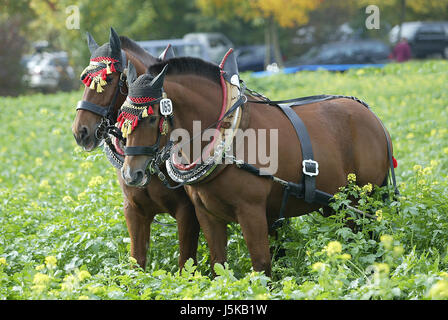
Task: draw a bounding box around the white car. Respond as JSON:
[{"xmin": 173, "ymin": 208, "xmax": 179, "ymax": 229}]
[
  {"xmin": 24, "ymin": 51, "xmax": 75, "ymax": 92},
  {"xmin": 183, "ymin": 33, "xmax": 233, "ymax": 64}
]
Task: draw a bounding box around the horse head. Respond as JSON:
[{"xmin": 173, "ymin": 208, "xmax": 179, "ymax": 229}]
[
  {"xmin": 72, "ymin": 28, "xmax": 169, "ymax": 152},
  {"xmin": 119, "ymin": 62, "xmax": 170, "ymax": 186}
]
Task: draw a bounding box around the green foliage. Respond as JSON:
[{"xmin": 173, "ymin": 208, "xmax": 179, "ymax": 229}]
[{"xmin": 0, "ymin": 60, "xmax": 447, "ymax": 299}]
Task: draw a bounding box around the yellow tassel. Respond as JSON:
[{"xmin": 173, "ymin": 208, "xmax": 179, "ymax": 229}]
[
  {"xmin": 106, "ymin": 62, "xmax": 112, "ymax": 75},
  {"xmin": 122, "ymin": 122, "xmax": 129, "ymax": 138},
  {"xmin": 99, "ymin": 77, "xmax": 107, "ymax": 86},
  {"xmin": 142, "ymin": 108, "xmax": 148, "ymax": 118},
  {"xmin": 127, "ymin": 122, "xmax": 132, "ymax": 136},
  {"xmin": 96, "ymin": 84, "xmax": 104, "ymax": 93},
  {"xmin": 89, "ymin": 79, "xmax": 96, "ymax": 90}
]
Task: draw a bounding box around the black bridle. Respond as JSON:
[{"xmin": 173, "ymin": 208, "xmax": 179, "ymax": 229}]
[{"xmin": 75, "ymin": 52, "xmax": 127, "ymax": 141}]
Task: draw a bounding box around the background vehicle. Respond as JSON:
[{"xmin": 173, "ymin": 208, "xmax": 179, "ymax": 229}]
[
  {"xmin": 389, "ymin": 21, "xmax": 448, "ymax": 58},
  {"xmin": 183, "ymin": 32, "xmax": 233, "ymax": 64},
  {"xmin": 285, "ymin": 40, "xmax": 391, "ymax": 67},
  {"xmin": 137, "ymin": 39, "xmax": 210, "ymax": 61},
  {"xmin": 23, "ymin": 51, "xmax": 75, "ymax": 93},
  {"xmin": 235, "ymin": 45, "xmax": 276, "ymax": 72}
]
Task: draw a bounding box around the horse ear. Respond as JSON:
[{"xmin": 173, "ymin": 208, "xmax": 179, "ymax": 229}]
[
  {"xmin": 109, "ymin": 27, "xmax": 121, "ymax": 57},
  {"xmin": 126, "ymin": 61, "xmax": 137, "ymax": 85},
  {"xmin": 86, "ymin": 32, "xmax": 99, "ymax": 54},
  {"xmin": 149, "ymin": 64, "xmax": 168, "ymax": 89},
  {"xmin": 159, "ymin": 44, "xmax": 175, "ymax": 60}
]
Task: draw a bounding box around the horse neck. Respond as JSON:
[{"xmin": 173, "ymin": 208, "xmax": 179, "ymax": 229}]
[{"xmin": 165, "ymin": 74, "xmax": 223, "ymax": 137}]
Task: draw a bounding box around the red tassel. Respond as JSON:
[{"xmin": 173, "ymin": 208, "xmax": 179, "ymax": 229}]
[
  {"xmin": 392, "ymin": 156, "xmax": 398, "ymax": 168},
  {"xmin": 147, "ymin": 106, "xmax": 154, "ymax": 115},
  {"xmin": 101, "ymin": 68, "xmax": 108, "ymax": 80},
  {"xmin": 110, "ymin": 62, "xmax": 116, "ymax": 73},
  {"xmin": 85, "ymin": 76, "xmax": 92, "ymax": 87}
]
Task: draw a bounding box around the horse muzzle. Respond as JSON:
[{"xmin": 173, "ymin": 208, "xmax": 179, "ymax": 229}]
[
  {"xmin": 121, "ymin": 165, "xmax": 150, "ymax": 187},
  {"xmin": 73, "ymin": 123, "xmax": 102, "ymax": 152}
]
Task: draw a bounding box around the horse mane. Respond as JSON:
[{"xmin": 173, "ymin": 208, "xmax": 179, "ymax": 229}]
[
  {"xmin": 119, "ymin": 36, "xmax": 160, "ymax": 67},
  {"xmin": 148, "ymin": 57, "xmax": 221, "ymax": 85}
]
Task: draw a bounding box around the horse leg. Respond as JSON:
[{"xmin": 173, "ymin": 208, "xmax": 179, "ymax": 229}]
[
  {"xmin": 175, "ymin": 203, "xmax": 200, "ymax": 271},
  {"xmin": 236, "ymin": 203, "xmax": 272, "ymax": 277},
  {"xmin": 195, "ymin": 206, "xmax": 227, "ymax": 276},
  {"xmin": 123, "ymin": 199, "xmax": 153, "ymax": 269}
]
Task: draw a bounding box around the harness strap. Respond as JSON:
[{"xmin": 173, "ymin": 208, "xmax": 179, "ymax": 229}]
[{"xmin": 275, "ymin": 104, "xmax": 316, "ymax": 204}]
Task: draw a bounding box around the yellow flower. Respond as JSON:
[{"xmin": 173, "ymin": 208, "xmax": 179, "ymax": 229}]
[
  {"xmin": 88, "ymin": 176, "xmax": 104, "ymax": 188},
  {"xmin": 375, "ymin": 263, "xmax": 390, "ymax": 275},
  {"xmin": 77, "ymin": 191, "xmax": 88, "ymax": 201},
  {"xmin": 39, "ymin": 108, "xmax": 48, "ymax": 115},
  {"xmin": 362, "ymin": 183, "xmax": 373, "ymax": 193},
  {"xmin": 78, "ymin": 270, "xmax": 91, "ymax": 282},
  {"xmin": 406, "ymin": 132, "xmax": 414, "ymax": 139},
  {"xmin": 422, "ymin": 167, "xmax": 432, "ymax": 175},
  {"xmin": 35, "ymin": 264, "xmax": 45, "ymax": 271},
  {"xmin": 78, "ymin": 295, "xmax": 89, "ymax": 300},
  {"xmin": 39, "ymin": 179, "xmax": 50, "ymax": 189},
  {"xmin": 325, "ymin": 241, "xmax": 342, "ymax": 256},
  {"xmin": 428, "ymin": 280, "xmax": 448, "ymax": 299},
  {"xmin": 413, "ymin": 164, "xmax": 422, "ymax": 172},
  {"xmin": 340, "ymin": 253, "xmax": 351, "ymax": 260},
  {"xmin": 33, "ymin": 273, "xmax": 51, "ymax": 286},
  {"xmin": 62, "ymin": 195, "xmax": 74, "ymax": 203},
  {"xmin": 35, "ymin": 158, "xmax": 43, "ymax": 166},
  {"xmin": 375, "ymin": 209, "xmax": 383, "ymax": 222},
  {"xmin": 80, "ymin": 162, "xmax": 93, "ymax": 169},
  {"xmin": 311, "ymin": 262, "xmax": 326, "ymax": 272},
  {"xmin": 393, "ymin": 246, "xmax": 404, "ymax": 257},
  {"xmin": 443, "ymin": 147, "xmax": 448, "ymax": 155},
  {"xmin": 347, "ymin": 173, "xmax": 356, "ymax": 183},
  {"xmin": 430, "ymin": 160, "xmax": 439, "ymax": 167},
  {"xmin": 380, "ymin": 234, "xmax": 393, "ymax": 250},
  {"xmin": 0, "ymin": 257, "xmax": 6, "ymax": 265},
  {"xmin": 45, "ymin": 256, "xmax": 57, "ymax": 268}
]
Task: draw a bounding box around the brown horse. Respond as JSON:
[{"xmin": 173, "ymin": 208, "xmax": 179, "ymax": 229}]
[
  {"xmin": 121, "ymin": 52, "xmax": 395, "ymax": 276},
  {"xmin": 71, "ymin": 28, "xmax": 199, "ymax": 270}
]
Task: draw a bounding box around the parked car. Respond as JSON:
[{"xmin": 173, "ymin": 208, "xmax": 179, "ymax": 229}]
[
  {"xmin": 183, "ymin": 33, "xmax": 233, "ymax": 64},
  {"xmin": 389, "ymin": 21, "xmax": 448, "ymax": 58},
  {"xmin": 23, "ymin": 51, "xmax": 75, "ymax": 93},
  {"xmin": 137, "ymin": 39, "xmax": 210, "ymax": 61},
  {"xmin": 285, "ymin": 40, "xmax": 391, "ymax": 67},
  {"xmin": 235, "ymin": 45, "xmax": 276, "ymax": 72}
]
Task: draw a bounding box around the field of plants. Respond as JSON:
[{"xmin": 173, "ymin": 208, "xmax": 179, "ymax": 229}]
[{"xmin": 0, "ymin": 60, "xmax": 447, "ymax": 300}]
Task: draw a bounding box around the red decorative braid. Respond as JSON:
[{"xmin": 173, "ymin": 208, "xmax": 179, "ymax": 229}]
[
  {"xmin": 90, "ymin": 56, "xmax": 118, "ymax": 63},
  {"xmin": 128, "ymin": 96, "xmax": 157, "ymax": 104}
]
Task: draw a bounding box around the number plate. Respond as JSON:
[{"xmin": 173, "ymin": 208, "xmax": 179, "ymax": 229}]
[{"xmin": 160, "ymin": 98, "xmax": 173, "ymax": 116}]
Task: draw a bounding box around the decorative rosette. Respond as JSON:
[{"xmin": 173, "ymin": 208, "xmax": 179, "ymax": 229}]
[
  {"xmin": 80, "ymin": 56, "xmax": 119, "ymax": 93},
  {"xmin": 117, "ymin": 96, "xmax": 157, "ymax": 138}
]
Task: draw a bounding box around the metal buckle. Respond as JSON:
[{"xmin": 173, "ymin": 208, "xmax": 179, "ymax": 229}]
[{"xmin": 302, "ymin": 159, "xmax": 319, "ymax": 177}]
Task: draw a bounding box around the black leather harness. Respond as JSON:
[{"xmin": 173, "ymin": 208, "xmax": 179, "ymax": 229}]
[{"xmin": 240, "ymin": 93, "xmax": 399, "ymax": 231}]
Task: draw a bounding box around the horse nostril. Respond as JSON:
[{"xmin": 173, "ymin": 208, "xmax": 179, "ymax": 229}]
[
  {"xmin": 122, "ymin": 166, "xmax": 145, "ymax": 186},
  {"xmin": 79, "ymin": 126, "xmax": 89, "ymax": 141},
  {"xmin": 132, "ymin": 170, "xmax": 144, "ymax": 184}
]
